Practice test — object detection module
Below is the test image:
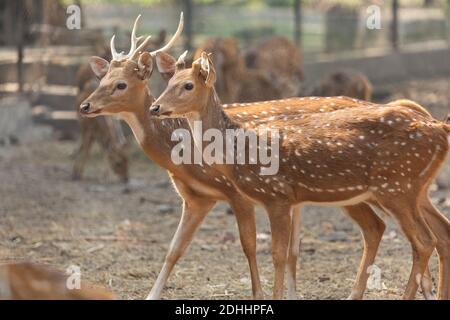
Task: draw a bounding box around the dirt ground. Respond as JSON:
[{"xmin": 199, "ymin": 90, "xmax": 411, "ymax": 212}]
[{"xmin": 0, "ymin": 77, "xmax": 449, "ymax": 300}]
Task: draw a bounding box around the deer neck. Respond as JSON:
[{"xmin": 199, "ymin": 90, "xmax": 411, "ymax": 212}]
[
  {"xmin": 185, "ymin": 89, "xmax": 241, "ymax": 175},
  {"xmin": 119, "ymin": 87, "xmax": 174, "ymax": 167}
]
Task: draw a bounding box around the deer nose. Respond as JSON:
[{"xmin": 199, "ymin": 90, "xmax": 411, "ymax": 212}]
[
  {"xmin": 149, "ymin": 104, "xmax": 160, "ymax": 115},
  {"xmin": 80, "ymin": 102, "xmax": 91, "ymax": 114}
]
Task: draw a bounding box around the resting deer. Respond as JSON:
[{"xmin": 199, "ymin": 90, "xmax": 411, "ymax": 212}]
[
  {"xmin": 80, "ymin": 15, "xmax": 439, "ymax": 300},
  {"xmin": 310, "ymin": 70, "xmax": 372, "ymax": 101},
  {"xmin": 0, "ymin": 262, "xmax": 115, "ymax": 300},
  {"xmin": 150, "ymin": 51, "xmax": 450, "ymax": 299}
]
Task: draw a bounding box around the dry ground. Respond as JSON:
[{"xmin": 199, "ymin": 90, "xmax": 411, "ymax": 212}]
[{"xmin": 0, "ymin": 77, "xmax": 449, "ymax": 300}]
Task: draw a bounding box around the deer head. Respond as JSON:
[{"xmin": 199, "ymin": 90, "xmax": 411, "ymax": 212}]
[
  {"xmin": 150, "ymin": 51, "xmax": 216, "ymax": 117},
  {"xmin": 79, "ymin": 13, "xmax": 184, "ymax": 118}
]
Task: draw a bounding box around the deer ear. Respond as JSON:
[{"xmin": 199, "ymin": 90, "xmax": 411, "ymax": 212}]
[
  {"xmin": 137, "ymin": 52, "xmax": 153, "ymax": 80},
  {"xmin": 89, "ymin": 56, "xmax": 109, "ymax": 79},
  {"xmin": 193, "ymin": 52, "xmax": 216, "ymax": 88},
  {"xmin": 155, "ymin": 52, "xmax": 177, "ymax": 82}
]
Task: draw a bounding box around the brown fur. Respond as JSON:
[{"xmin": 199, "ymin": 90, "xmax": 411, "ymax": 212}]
[
  {"xmin": 194, "ymin": 36, "xmax": 303, "ymax": 103},
  {"xmin": 0, "ymin": 262, "xmax": 115, "ymax": 300},
  {"xmin": 311, "ymin": 70, "xmax": 372, "ymax": 101},
  {"xmin": 73, "ymin": 51, "xmax": 129, "ymax": 182},
  {"xmin": 152, "ymin": 52, "xmax": 450, "ymax": 300}
]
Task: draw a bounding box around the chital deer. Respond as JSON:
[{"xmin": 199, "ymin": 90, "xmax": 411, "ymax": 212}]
[
  {"xmin": 150, "ymin": 51, "xmax": 450, "ymax": 299},
  {"xmin": 73, "ymin": 56, "xmax": 129, "ymax": 182},
  {"xmin": 310, "ymin": 70, "xmax": 373, "ymax": 101},
  {"xmin": 79, "ymin": 14, "xmax": 267, "ymax": 300},
  {"xmin": 194, "ymin": 36, "xmax": 303, "ymax": 103},
  {"xmin": 79, "ymin": 15, "xmax": 442, "ymax": 300},
  {"xmin": 246, "ymin": 36, "xmax": 304, "ymax": 98},
  {"xmin": 0, "ymin": 262, "xmax": 115, "ymax": 300},
  {"xmin": 73, "ymin": 29, "xmax": 168, "ymax": 182},
  {"xmin": 193, "ymin": 37, "xmax": 243, "ymax": 104},
  {"xmin": 76, "ymin": 14, "xmax": 411, "ymax": 301}
]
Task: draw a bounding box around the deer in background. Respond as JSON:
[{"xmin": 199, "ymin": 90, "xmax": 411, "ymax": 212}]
[
  {"xmin": 310, "ymin": 70, "xmax": 373, "ymax": 101},
  {"xmin": 78, "ymin": 15, "xmax": 441, "ymax": 300},
  {"xmin": 246, "ymin": 36, "xmax": 304, "ymax": 98},
  {"xmin": 72, "ymin": 23, "xmax": 167, "ymax": 182},
  {"xmin": 150, "ymin": 51, "xmax": 450, "ymax": 299},
  {"xmin": 0, "ymin": 262, "xmax": 115, "ymax": 300},
  {"xmin": 194, "ymin": 36, "xmax": 303, "ymax": 103}
]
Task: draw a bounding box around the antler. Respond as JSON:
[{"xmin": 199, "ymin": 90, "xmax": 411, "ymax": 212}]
[
  {"xmin": 147, "ymin": 12, "xmax": 184, "ymax": 58},
  {"xmin": 110, "ymin": 14, "xmax": 151, "ymax": 61},
  {"xmin": 110, "ymin": 12, "xmax": 184, "ymax": 62}
]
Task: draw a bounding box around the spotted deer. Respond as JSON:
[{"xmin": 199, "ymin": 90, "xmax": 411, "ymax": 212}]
[
  {"xmin": 194, "ymin": 36, "xmax": 303, "ymax": 103},
  {"xmin": 73, "ymin": 25, "xmax": 168, "ymax": 182},
  {"xmin": 310, "ymin": 70, "xmax": 373, "ymax": 101},
  {"xmin": 81, "ymin": 14, "xmax": 444, "ymax": 299},
  {"xmin": 246, "ymin": 36, "xmax": 304, "ymax": 98},
  {"xmin": 73, "ymin": 55, "xmax": 129, "ymax": 182},
  {"xmin": 76, "ymin": 14, "xmax": 431, "ymax": 300},
  {"xmin": 0, "ymin": 262, "xmax": 115, "ymax": 300},
  {"xmin": 150, "ymin": 51, "xmax": 450, "ymax": 299},
  {"xmin": 79, "ymin": 14, "xmax": 265, "ymax": 300}
]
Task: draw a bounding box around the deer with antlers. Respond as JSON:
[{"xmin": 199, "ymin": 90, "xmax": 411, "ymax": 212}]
[
  {"xmin": 79, "ymin": 14, "xmax": 443, "ymax": 300},
  {"xmin": 150, "ymin": 51, "xmax": 450, "ymax": 299},
  {"xmin": 79, "ymin": 14, "xmax": 266, "ymax": 300},
  {"xmin": 72, "ymin": 30, "xmax": 168, "ymax": 182}
]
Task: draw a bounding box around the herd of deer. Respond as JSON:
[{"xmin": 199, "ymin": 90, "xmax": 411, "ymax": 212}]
[{"xmin": 2, "ymin": 13, "xmax": 449, "ymax": 300}]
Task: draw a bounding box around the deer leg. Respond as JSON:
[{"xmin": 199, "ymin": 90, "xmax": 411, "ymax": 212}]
[
  {"xmin": 343, "ymin": 203, "xmax": 386, "ymax": 300},
  {"xmin": 72, "ymin": 123, "xmax": 94, "ymax": 180},
  {"xmin": 286, "ymin": 205, "xmax": 301, "ymax": 300},
  {"xmin": 146, "ymin": 197, "xmax": 215, "ymax": 300},
  {"xmin": 419, "ymin": 194, "xmax": 450, "ymax": 300},
  {"xmin": 376, "ymin": 195, "xmax": 437, "ymax": 300},
  {"xmin": 229, "ymin": 199, "xmax": 264, "ymax": 299},
  {"xmin": 266, "ymin": 204, "xmax": 292, "ymax": 299}
]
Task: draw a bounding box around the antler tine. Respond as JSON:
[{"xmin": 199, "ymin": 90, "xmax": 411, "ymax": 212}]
[
  {"xmin": 125, "ymin": 14, "xmax": 143, "ymax": 60},
  {"xmin": 149, "ymin": 12, "xmax": 184, "ymax": 57},
  {"xmin": 110, "ymin": 34, "xmax": 125, "ymax": 61},
  {"xmin": 130, "ymin": 35, "xmax": 153, "ymax": 61}
]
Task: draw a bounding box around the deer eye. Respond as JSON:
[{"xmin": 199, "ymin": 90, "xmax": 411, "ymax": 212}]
[
  {"xmin": 116, "ymin": 82, "xmax": 127, "ymax": 90},
  {"xmin": 184, "ymin": 82, "xmax": 194, "ymax": 91}
]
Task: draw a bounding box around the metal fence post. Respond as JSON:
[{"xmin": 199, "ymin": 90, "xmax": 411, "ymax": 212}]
[
  {"xmin": 16, "ymin": 0, "xmax": 24, "ymax": 95},
  {"xmin": 391, "ymin": 0, "xmax": 399, "ymax": 51},
  {"xmin": 294, "ymin": 0, "xmax": 302, "ymax": 47}
]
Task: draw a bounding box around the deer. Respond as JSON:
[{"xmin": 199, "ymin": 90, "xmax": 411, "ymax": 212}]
[
  {"xmin": 245, "ymin": 36, "xmax": 304, "ymax": 98},
  {"xmin": 73, "ymin": 28, "xmax": 168, "ymax": 182},
  {"xmin": 309, "ymin": 70, "xmax": 373, "ymax": 101},
  {"xmin": 149, "ymin": 51, "xmax": 450, "ymax": 300},
  {"xmin": 0, "ymin": 262, "xmax": 115, "ymax": 300},
  {"xmin": 73, "ymin": 57, "xmax": 129, "ymax": 182},
  {"xmin": 193, "ymin": 36, "xmax": 303, "ymax": 103},
  {"xmin": 79, "ymin": 15, "xmax": 439, "ymax": 300}
]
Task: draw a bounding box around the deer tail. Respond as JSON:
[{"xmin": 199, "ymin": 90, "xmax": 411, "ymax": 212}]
[{"xmin": 387, "ymin": 99, "xmax": 432, "ymax": 117}]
